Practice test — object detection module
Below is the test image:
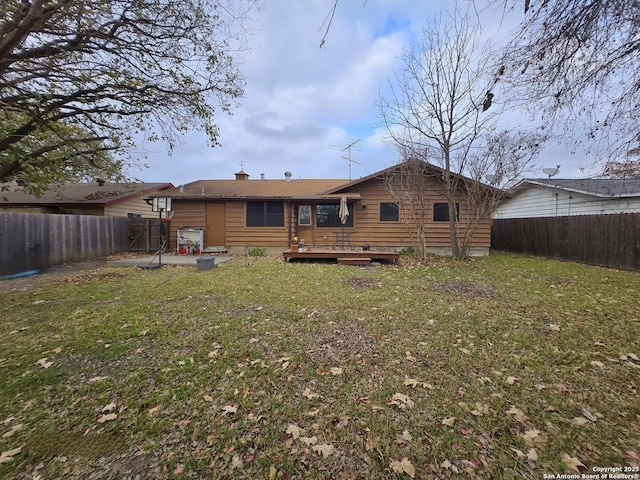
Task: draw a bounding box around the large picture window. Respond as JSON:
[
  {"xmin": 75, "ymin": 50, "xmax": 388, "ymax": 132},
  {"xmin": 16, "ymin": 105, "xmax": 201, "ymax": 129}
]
[
  {"xmin": 246, "ymin": 201, "xmax": 284, "ymax": 227},
  {"xmin": 316, "ymin": 203, "xmax": 353, "ymax": 227},
  {"xmin": 379, "ymin": 202, "xmax": 399, "ymax": 222},
  {"xmin": 433, "ymin": 202, "xmax": 459, "ymax": 222}
]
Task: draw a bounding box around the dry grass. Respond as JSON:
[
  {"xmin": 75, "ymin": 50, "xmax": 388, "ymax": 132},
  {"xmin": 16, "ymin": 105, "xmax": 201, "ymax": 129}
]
[{"xmin": 0, "ymin": 252, "xmax": 638, "ymax": 479}]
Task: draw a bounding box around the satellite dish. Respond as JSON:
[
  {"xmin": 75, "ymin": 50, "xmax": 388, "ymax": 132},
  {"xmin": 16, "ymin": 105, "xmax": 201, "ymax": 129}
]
[{"xmin": 541, "ymin": 165, "xmax": 560, "ymax": 179}]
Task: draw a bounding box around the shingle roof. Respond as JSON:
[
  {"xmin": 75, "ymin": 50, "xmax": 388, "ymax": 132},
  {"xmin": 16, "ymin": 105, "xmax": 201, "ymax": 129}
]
[
  {"xmin": 0, "ymin": 182, "xmax": 173, "ymax": 206},
  {"xmin": 158, "ymin": 178, "xmax": 355, "ymax": 200},
  {"xmin": 517, "ymin": 178, "xmax": 640, "ymax": 198}
]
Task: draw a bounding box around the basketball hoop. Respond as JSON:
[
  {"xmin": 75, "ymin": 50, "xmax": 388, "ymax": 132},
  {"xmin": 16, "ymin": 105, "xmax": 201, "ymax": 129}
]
[{"xmin": 160, "ymin": 210, "xmax": 174, "ymax": 220}]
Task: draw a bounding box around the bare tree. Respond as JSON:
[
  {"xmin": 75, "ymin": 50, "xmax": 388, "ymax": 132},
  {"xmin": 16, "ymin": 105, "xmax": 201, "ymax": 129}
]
[
  {"xmin": 495, "ymin": 0, "xmax": 640, "ymax": 166},
  {"xmin": 460, "ymin": 129, "xmax": 545, "ymax": 252},
  {"xmin": 0, "ymin": 0, "xmax": 258, "ymax": 193},
  {"xmin": 383, "ymin": 157, "xmax": 435, "ymax": 261},
  {"xmin": 378, "ymin": 9, "xmax": 502, "ymax": 257}
]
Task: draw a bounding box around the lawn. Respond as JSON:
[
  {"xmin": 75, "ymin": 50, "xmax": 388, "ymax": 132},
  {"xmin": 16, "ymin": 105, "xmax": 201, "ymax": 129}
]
[{"xmin": 0, "ymin": 252, "xmax": 639, "ymax": 479}]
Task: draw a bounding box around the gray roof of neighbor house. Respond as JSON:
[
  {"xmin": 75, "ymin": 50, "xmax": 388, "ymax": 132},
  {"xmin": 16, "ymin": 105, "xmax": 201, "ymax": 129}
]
[
  {"xmin": 0, "ymin": 181, "xmax": 174, "ymax": 206},
  {"xmin": 157, "ymin": 173, "xmax": 360, "ymax": 200},
  {"xmin": 514, "ymin": 178, "xmax": 640, "ymax": 198}
]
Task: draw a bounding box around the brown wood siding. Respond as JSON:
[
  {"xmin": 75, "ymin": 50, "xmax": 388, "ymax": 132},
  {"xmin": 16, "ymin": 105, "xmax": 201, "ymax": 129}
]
[
  {"xmin": 330, "ymin": 178, "xmax": 491, "ymax": 249},
  {"xmin": 168, "ymin": 176, "xmax": 492, "ymax": 251},
  {"xmin": 224, "ymin": 201, "xmax": 290, "ymax": 247},
  {"xmin": 168, "ymin": 201, "xmax": 206, "ymax": 250}
]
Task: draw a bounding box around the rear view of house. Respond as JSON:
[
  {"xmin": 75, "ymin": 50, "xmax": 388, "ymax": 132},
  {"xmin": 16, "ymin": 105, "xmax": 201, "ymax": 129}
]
[{"xmin": 153, "ymin": 162, "xmax": 494, "ymax": 256}]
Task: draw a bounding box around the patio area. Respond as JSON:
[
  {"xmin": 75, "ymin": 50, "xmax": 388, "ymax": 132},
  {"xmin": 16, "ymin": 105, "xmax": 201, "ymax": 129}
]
[{"xmin": 282, "ymin": 248, "xmax": 399, "ymax": 264}]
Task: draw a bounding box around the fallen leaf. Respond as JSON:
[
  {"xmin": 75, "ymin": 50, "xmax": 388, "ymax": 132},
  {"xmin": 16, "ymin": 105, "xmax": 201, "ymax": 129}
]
[
  {"xmin": 101, "ymin": 402, "xmax": 116, "ymax": 412},
  {"xmin": 302, "ymin": 388, "xmax": 319, "ymax": 399},
  {"xmin": 2, "ymin": 424, "xmax": 23, "ymax": 439},
  {"xmin": 527, "ymin": 448, "xmax": 538, "ymax": 462},
  {"xmin": 506, "ymin": 376, "xmax": 518, "ymax": 385},
  {"xmin": 571, "ymin": 417, "xmax": 589, "ymax": 426},
  {"xmin": 562, "ymin": 453, "xmax": 585, "ymax": 473},
  {"xmin": 521, "ymin": 429, "xmax": 541, "ymax": 447},
  {"xmin": 88, "ymin": 376, "xmax": 108, "ymax": 383},
  {"xmin": 460, "ymin": 348, "xmax": 471, "ymax": 355},
  {"xmin": 470, "ymin": 403, "xmax": 489, "ymax": 416},
  {"xmin": 590, "ymin": 360, "xmax": 605, "ymax": 368},
  {"xmin": 627, "ymin": 353, "xmax": 639, "ymax": 361},
  {"xmin": 404, "ymin": 377, "xmax": 419, "ymax": 388},
  {"xmin": 581, "ymin": 409, "xmax": 597, "ymax": 422},
  {"xmin": 269, "ymin": 465, "xmax": 277, "ymax": 479},
  {"xmin": 395, "ymin": 430, "xmax": 412, "ymax": 445},
  {"xmin": 231, "ymin": 455, "xmax": 243, "ymax": 469},
  {"xmin": 221, "ymin": 404, "xmax": 238, "ymax": 415},
  {"xmin": 506, "ymin": 406, "xmax": 528, "ymax": 424},
  {"xmin": 148, "ymin": 406, "xmax": 160, "ymax": 414},
  {"xmin": 97, "ymin": 413, "xmax": 117, "ymax": 423},
  {"xmin": 203, "ymin": 394, "xmax": 214, "ymax": 402},
  {"xmin": 510, "ymin": 447, "xmax": 526, "ymax": 459},
  {"xmin": 389, "ymin": 393, "xmax": 414, "ymax": 410},
  {"xmin": 390, "ymin": 457, "xmax": 416, "ymax": 478},
  {"xmin": 299, "ymin": 436, "xmax": 318, "ymax": 446},
  {"xmin": 35, "ymin": 358, "xmax": 53, "ymax": 369},
  {"xmin": 173, "ymin": 464, "xmax": 184, "ymax": 475},
  {"xmin": 442, "ymin": 417, "xmax": 456, "ymax": 427},
  {"xmin": 405, "ymin": 351, "xmax": 416, "ymax": 362},
  {"xmin": 0, "ymin": 446, "xmax": 22, "ymax": 464},
  {"xmin": 52, "ymin": 347, "xmax": 62, "ymax": 354},
  {"xmin": 330, "ymin": 367, "xmax": 343, "ymax": 375},
  {"xmin": 547, "ymin": 324, "xmax": 561, "ymax": 331},
  {"xmin": 312, "ymin": 443, "xmax": 335, "ymax": 458},
  {"xmin": 286, "ymin": 424, "xmax": 303, "ymax": 440}
]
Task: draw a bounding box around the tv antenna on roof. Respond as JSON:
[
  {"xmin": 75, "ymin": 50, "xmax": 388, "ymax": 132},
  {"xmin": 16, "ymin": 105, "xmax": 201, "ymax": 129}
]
[
  {"xmin": 541, "ymin": 165, "xmax": 560, "ymax": 179},
  {"xmin": 329, "ymin": 138, "xmax": 362, "ymax": 180}
]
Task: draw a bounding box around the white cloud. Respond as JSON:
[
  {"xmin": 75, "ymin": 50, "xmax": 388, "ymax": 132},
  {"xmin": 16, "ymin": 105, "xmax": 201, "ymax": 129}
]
[{"xmin": 130, "ymin": 0, "xmax": 593, "ymax": 185}]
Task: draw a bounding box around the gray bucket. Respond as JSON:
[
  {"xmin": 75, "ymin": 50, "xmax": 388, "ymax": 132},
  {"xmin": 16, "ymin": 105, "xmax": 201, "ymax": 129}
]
[{"xmin": 196, "ymin": 257, "xmax": 216, "ymax": 270}]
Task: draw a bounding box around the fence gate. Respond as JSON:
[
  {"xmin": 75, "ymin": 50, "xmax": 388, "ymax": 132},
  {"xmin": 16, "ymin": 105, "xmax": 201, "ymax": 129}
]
[{"xmin": 128, "ymin": 219, "xmax": 169, "ymax": 253}]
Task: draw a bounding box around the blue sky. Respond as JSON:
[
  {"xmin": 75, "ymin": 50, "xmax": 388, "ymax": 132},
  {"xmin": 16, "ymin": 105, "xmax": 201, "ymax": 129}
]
[{"xmin": 129, "ymin": 0, "xmax": 594, "ymax": 186}]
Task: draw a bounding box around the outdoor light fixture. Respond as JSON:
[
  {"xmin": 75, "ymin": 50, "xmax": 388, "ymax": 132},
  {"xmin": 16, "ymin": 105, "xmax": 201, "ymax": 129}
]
[{"xmin": 151, "ymin": 196, "xmax": 173, "ymax": 268}]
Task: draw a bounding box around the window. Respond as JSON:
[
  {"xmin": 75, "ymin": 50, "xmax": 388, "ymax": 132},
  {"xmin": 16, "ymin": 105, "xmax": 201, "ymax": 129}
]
[
  {"xmin": 298, "ymin": 205, "xmax": 311, "ymax": 226},
  {"xmin": 246, "ymin": 201, "xmax": 284, "ymax": 227},
  {"xmin": 433, "ymin": 202, "xmax": 459, "ymax": 222},
  {"xmin": 316, "ymin": 203, "xmax": 353, "ymax": 227},
  {"xmin": 127, "ymin": 213, "xmax": 141, "ymax": 218},
  {"xmin": 379, "ymin": 202, "xmax": 399, "ymax": 222}
]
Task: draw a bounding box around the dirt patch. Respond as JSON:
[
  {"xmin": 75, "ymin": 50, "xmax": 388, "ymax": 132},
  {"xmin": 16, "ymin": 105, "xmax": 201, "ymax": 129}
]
[
  {"xmin": 342, "ymin": 277, "xmax": 380, "ymax": 288},
  {"xmin": 304, "ymin": 320, "xmax": 381, "ymax": 366},
  {"xmin": 425, "ymin": 279, "xmax": 494, "ymax": 297},
  {"xmin": 54, "ymin": 272, "xmax": 128, "ymax": 285}
]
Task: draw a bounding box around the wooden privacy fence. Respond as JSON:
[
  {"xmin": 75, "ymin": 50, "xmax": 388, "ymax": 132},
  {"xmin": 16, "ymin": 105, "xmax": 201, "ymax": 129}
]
[
  {"xmin": 128, "ymin": 218, "xmax": 167, "ymax": 253},
  {"xmin": 0, "ymin": 213, "xmax": 129, "ymax": 276},
  {"xmin": 491, "ymin": 213, "xmax": 640, "ymax": 271}
]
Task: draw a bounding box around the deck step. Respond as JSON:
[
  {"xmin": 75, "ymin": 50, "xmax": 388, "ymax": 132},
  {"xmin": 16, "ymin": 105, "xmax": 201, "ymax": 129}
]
[{"xmin": 337, "ymin": 257, "xmax": 372, "ymax": 265}]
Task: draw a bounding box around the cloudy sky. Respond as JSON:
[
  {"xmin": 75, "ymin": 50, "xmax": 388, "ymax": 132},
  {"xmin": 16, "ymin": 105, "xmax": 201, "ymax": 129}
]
[{"xmin": 130, "ymin": 0, "xmax": 591, "ymax": 186}]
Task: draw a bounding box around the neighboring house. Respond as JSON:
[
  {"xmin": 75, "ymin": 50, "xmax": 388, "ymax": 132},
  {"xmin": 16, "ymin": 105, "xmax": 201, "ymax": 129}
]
[
  {"xmin": 153, "ymin": 162, "xmax": 494, "ymax": 255},
  {"xmin": 0, "ymin": 180, "xmax": 174, "ymax": 218},
  {"xmin": 495, "ymin": 178, "xmax": 640, "ymax": 219}
]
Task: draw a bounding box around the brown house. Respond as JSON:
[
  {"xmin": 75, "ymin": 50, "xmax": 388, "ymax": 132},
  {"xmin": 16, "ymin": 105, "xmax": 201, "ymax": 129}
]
[{"xmin": 156, "ymin": 162, "xmax": 493, "ymax": 256}]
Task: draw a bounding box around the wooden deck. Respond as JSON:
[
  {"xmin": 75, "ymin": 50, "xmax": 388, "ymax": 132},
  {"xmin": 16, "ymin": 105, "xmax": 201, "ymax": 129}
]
[{"xmin": 283, "ymin": 248, "xmax": 399, "ymax": 264}]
